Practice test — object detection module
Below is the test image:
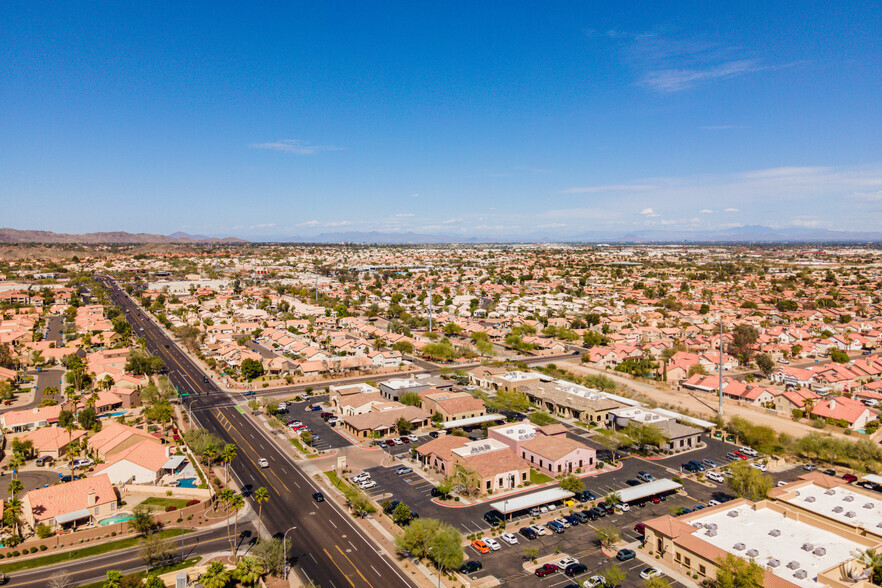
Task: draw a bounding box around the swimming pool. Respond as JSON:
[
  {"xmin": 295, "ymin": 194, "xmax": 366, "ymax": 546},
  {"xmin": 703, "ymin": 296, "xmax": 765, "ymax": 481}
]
[
  {"xmin": 177, "ymin": 478, "xmax": 197, "ymax": 488},
  {"xmin": 99, "ymin": 513, "xmax": 135, "ymax": 526}
]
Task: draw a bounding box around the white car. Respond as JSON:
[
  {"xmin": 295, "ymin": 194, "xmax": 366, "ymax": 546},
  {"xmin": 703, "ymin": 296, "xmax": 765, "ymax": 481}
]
[
  {"xmin": 584, "ymin": 576, "xmax": 606, "ymax": 588},
  {"xmin": 777, "ymin": 480, "xmax": 789, "ymax": 487},
  {"xmin": 278, "ymin": 402, "xmax": 288, "ymax": 410},
  {"xmin": 257, "ymin": 458, "xmax": 269, "ymax": 468},
  {"xmin": 529, "ymin": 524, "xmax": 547, "ymax": 536},
  {"xmin": 351, "ymin": 473, "xmax": 371, "ymax": 483},
  {"xmin": 546, "ymin": 503, "xmax": 557, "ymax": 511},
  {"xmin": 554, "ymin": 517, "xmax": 571, "ymax": 528},
  {"xmin": 358, "ymin": 480, "xmax": 377, "ymax": 489},
  {"xmin": 483, "ymin": 538, "xmax": 501, "ymax": 551},
  {"xmin": 640, "ymin": 567, "xmax": 662, "ymax": 580},
  {"xmin": 750, "ymin": 462, "xmax": 767, "ymax": 472},
  {"xmin": 539, "ymin": 506, "xmax": 549, "ymax": 513},
  {"xmin": 500, "ymin": 532, "xmax": 518, "ymax": 545},
  {"xmin": 392, "ymin": 437, "xmax": 403, "ymax": 444},
  {"xmin": 706, "ymin": 471, "xmax": 725, "ymax": 483},
  {"xmin": 327, "ymin": 417, "xmax": 340, "ymax": 425},
  {"xmin": 738, "ymin": 446, "xmax": 759, "ymax": 457},
  {"xmin": 557, "ymin": 557, "xmax": 579, "ymax": 569},
  {"xmin": 707, "ymin": 499, "xmax": 721, "ymax": 506},
  {"xmin": 407, "ymin": 434, "xmax": 419, "ymax": 442},
  {"xmin": 615, "ymin": 502, "xmax": 630, "ymax": 512}
]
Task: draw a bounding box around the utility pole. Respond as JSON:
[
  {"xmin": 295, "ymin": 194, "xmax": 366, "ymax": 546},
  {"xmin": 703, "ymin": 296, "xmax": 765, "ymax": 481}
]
[
  {"xmin": 719, "ymin": 315, "xmax": 724, "ymax": 416},
  {"xmin": 428, "ymin": 293, "xmax": 434, "ymax": 333},
  {"xmin": 314, "ymin": 263, "xmax": 319, "ymax": 303}
]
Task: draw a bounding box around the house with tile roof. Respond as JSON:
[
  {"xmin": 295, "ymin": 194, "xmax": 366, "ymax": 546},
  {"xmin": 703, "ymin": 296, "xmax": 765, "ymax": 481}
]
[
  {"xmin": 86, "ymin": 421, "xmax": 159, "ymax": 460},
  {"xmin": 22, "ymin": 473, "xmax": 118, "ymax": 529},
  {"xmin": 92, "ymin": 439, "xmax": 172, "ymax": 485},
  {"xmin": 13, "ymin": 426, "xmax": 87, "ymax": 460},
  {"xmin": 811, "ymin": 396, "xmax": 872, "ymax": 430}
]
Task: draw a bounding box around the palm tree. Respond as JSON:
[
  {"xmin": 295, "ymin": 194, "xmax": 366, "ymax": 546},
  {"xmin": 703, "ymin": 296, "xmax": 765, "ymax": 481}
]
[
  {"xmin": 218, "ymin": 488, "xmax": 236, "ymax": 555},
  {"xmin": 202, "ymin": 445, "xmax": 217, "ymax": 467},
  {"xmin": 199, "ymin": 561, "xmax": 231, "ymax": 588},
  {"xmin": 253, "ymin": 487, "xmax": 269, "ymax": 537},
  {"xmin": 234, "ymin": 555, "xmax": 264, "ymax": 586},
  {"xmin": 8, "ymin": 479, "xmax": 23, "ymax": 498},
  {"xmin": 854, "ymin": 548, "xmax": 882, "ymax": 584},
  {"xmin": 4, "ymin": 497, "xmax": 23, "ymax": 536},
  {"xmin": 7, "ymin": 455, "xmax": 23, "ymax": 480},
  {"xmin": 221, "ymin": 443, "xmax": 237, "ymax": 485},
  {"xmin": 229, "ymin": 493, "xmax": 245, "ymax": 561},
  {"xmin": 449, "ymin": 464, "xmax": 481, "ymax": 497}
]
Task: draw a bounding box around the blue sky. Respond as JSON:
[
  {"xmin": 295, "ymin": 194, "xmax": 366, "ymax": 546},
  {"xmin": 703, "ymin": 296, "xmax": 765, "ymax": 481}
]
[{"xmin": 2, "ymin": 1, "xmax": 881, "ymax": 239}]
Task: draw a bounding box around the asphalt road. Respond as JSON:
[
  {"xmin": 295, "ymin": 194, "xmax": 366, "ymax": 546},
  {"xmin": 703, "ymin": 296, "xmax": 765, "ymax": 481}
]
[
  {"xmin": 17, "ymin": 368, "xmax": 65, "ymax": 411},
  {"xmin": 6, "ymin": 527, "xmax": 230, "ymax": 587},
  {"xmin": 44, "ymin": 315, "xmax": 63, "ymax": 345},
  {"xmin": 100, "ymin": 278, "xmax": 418, "ymax": 588}
]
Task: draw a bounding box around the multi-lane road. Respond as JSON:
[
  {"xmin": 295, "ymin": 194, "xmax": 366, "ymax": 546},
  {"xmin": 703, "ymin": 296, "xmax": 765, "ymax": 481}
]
[{"xmin": 100, "ymin": 278, "xmax": 418, "ymax": 588}]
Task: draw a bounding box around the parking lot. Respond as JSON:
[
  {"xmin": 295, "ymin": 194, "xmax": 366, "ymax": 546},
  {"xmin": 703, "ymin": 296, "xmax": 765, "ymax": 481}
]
[{"xmin": 277, "ymin": 396, "xmax": 352, "ymax": 451}]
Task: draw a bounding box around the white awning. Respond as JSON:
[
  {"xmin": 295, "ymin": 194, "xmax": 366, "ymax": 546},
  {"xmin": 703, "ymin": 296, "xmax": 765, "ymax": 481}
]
[
  {"xmin": 489, "ymin": 488, "xmax": 575, "ymax": 514},
  {"xmin": 442, "ymin": 414, "xmax": 506, "ymax": 429},
  {"xmin": 55, "ymin": 508, "xmax": 92, "ymax": 524},
  {"xmin": 162, "ymin": 455, "xmax": 187, "ymax": 470},
  {"xmin": 862, "ymin": 474, "xmax": 882, "ymax": 485},
  {"xmin": 617, "ymin": 478, "xmax": 681, "ymax": 503}
]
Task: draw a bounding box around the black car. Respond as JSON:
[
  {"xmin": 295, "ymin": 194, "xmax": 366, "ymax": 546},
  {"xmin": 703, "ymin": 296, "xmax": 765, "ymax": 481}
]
[
  {"xmin": 589, "ymin": 506, "xmax": 606, "ymax": 518},
  {"xmin": 519, "ymin": 527, "xmax": 538, "ymax": 540},
  {"xmin": 625, "ymin": 479, "xmax": 642, "ymax": 487},
  {"xmin": 483, "ymin": 511, "xmax": 503, "ymax": 526},
  {"xmin": 599, "ymin": 502, "xmax": 615, "ymax": 514},
  {"xmin": 582, "ymin": 509, "xmax": 599, "ymax": 521},
  {"xmin": 460, "ymin": 561, "xmax": 482, "ymax": 574},
  {"xmin": 384, "ymin": 500, "xmax": 401, "ymax": 514},
  {"xmin": 312, "ymin": 492, "xmax": 325, "ymax": 502},
  {"xmin": 565, "ymin": 563, "xmax": 588, "ymax": 577},
  {"xmin": 428, "ymin": 431, "xmax": 440, "ymax": 438},
  {"xmin": 575, "ymin": 490, "xmax": 596, "ymax": 502},
  {"xmin": 430, "ymin": 487, "xmax": 443, "ymax": 497},
  {"xmin": 822, "ymin": 469, "xmax": 836, "ymax": 476}
]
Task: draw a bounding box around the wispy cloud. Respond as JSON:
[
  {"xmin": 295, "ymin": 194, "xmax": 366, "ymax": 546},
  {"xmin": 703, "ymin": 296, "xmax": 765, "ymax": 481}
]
[
  {"xmin": 559, "ymin": 184, "xmax": 656, "ymax": 194},
  {"xmin": 642, "ymin": 60, "xmax": 764, "ymax": 93},
  {"xmin": 699, "ymin": 209, "xmax": 713, "ymax": 214},
  {"xmin": 442, "ymin": 218, "xmax": 463, "ymax": 224},
  {"xmin": 724, "ymin": 208, "xmax": 740, "ymax": 212},
  {"xmin": 702, "ymin": 125, "xmax": 742, "ymax": 131},
  {"xmin": 393, "ymin": 213, "xmax": 415, "ymax": 218},
  {"xmin": 640, "ymin": 208, "xmax": 659, "ymax": 217},
  {"xmin": 249, "ymin": 139, "xmax": 342, "ymax": 155},
  {"xmin": 325, "ymin": 220, "xmax": 352, "ymax": 227},
  {"xmin": 297, "ymin": 220, "xmax": 320, "ymax": 227}
]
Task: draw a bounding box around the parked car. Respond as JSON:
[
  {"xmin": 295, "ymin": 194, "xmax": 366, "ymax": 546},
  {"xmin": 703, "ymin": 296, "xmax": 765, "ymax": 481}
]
[
  {"xmin": 428, "ymin": 431, "xmax": 440, "ymax": 438},
  {"xmin": 750, "ymin": 462, "xmax": 767, "ymax": 472},
  {"xmin": 640, "ymin": 567, "xmax": 662, "ymax": 580},
  {"xmin": 557, "ymin": 557, "xmax": 579, "ymax": 569},
  {"xmin": 573, "ymin": 511, "xmax": 591, "ymax": 523},
  {"xmin": 352, "ymin": 472, "xmax": 371, "ymax": 483},
  {"xmin": 519, "ymin": 527, "xmax": 538, "ymax": 540},
  {"xmin": 529, "ymin": 507, "xmax": 541, "ymax": 517},
  {"xmin": 584, "ymin": 576, "xmax": 606, "ymax": 588},
  {"xmin": 534, "ymin": 564, "xmax": 559, "ymax": 577},
  {"xmin": 460, "ymin": 561, "xmax": 482, "ymax": 574},
  {"xmin": 634, "ymin": 523, "xmax": 646, "ymax": 535},
  {"xmin": 588, "ymin": 507, "xmax": 606, "ymax": 519},
  {"xmin": 636, "ymin": 471, "xmax": 655, "ymax": 483},
  {"xmin": 395, "ymin": 467, "xmax": 413, "ymax": 475},
  {"xmin": 546, "ymin": 521, "xmax": 565, "ymax": 534},
  {"xmin": 377, "ymin": 441, "xmax": 388, "ymax": 448},
  {"xmin": 738, "ymin": 446, "xmax": 759, "ymax": 457},
  {"xmin": 471, "ymin": 540, "xmax": 490, "ymax": 554},
  {"xmin": 69, "ymin": 458, "xmax": 94, "ymax": 469},
  {"xmin": 500, "ymin": 532, "xmax": 518, "ymax": 545},
  {"xmin": 483, "ymin": 538, "xmax": 501, "ymax": 551},
  {"xmin": 843, "ymin": 474, "xmax": 858, "ymax": 483},
  {"xmin": 708, "ymin": 500, "xmax": 721, "ymax": 506},
  {"xmin": 616, "ymin": 549, "xmax": 636, "ymax": 561},
  {"xmin": 358, "ymin": 480, "xmax": 376, "ymax": 489},
  {"xmin": 407, "ymin": 434, "xmax": 419, "ymax": 442},
  {"xmin": 484, "ymin": 511, "xmax": 504, "ymax": 526},
  {"xmin": 565, "ymin": 563, "xmax": 588, "ymax": 577},
  {"xmin": 702, "ymin": 459, "xmax": 718, "ymax": 468},
  {"xmin": 706, "ymin": 471, "xmax": 725, "ymax": 483},
  {"xmin": 803, "ymin": 464, "xmax": 818, "ymax": 471},
  {"xmin": 688, "ymin": 460, "xmax": 706, "ymax": 471},
  {"xmin": 529, "ymin": 524, "xmax": 547, "ymax": 536},
  {"xmin": 35, "ymin": 456, "xmax": 53, "ymax": 467},
  {"xmin": 391, "ymin": 438, "xmax": 403, "ymax": 445},
  {"xmin": 625, "ymin": 479, "xmax": 642, "ymax": 486},
  {"xmin": 554, "ymin": 517, "xmax": 571, "ymax": 528}
]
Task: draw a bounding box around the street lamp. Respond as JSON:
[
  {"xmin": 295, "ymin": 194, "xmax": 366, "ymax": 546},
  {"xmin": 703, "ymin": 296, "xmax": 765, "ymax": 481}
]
[{"xmin": 282, "ymin": 526, "xmax": 297, "ymax": 579}]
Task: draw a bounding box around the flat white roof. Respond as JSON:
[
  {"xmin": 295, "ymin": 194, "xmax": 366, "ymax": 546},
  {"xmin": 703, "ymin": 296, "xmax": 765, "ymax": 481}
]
[
  {"xmin": 653, "ymin": 408, "xmax": 716, "ymax": 429},
  {"xmin": 781, "ymin": 481, "xmax": 882, "ymax": 536},
  {"xmin": 862, "ymin": 474, "xmax": 882, "ymax": 485},
  {"xmin": 441, "ymin": 413, "xmax": 505, "ymax": 429},
  {"xmin": 489, "ymin": 488, "xmax": 575, "ymax": 514},
  {"xmin": 617, "ymin": 478, "xmax": 681, "ymax": 503},
  {"xmin": 490, "ymin": 423, "xmax": 538, "ymax": 442},
  {"xmin": 691, "ymin": 503, "xmax": 865, "ymax": 588},
  {"xmin": 451, "ymin": 438, "xmax": 509, "ymax": 458}
]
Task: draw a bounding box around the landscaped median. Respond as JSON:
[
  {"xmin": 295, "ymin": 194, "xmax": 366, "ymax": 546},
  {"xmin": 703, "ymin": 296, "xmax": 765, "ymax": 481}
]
[{"xmin": 0, "ymin": 528, "xmax": 192, "ymax": 574}]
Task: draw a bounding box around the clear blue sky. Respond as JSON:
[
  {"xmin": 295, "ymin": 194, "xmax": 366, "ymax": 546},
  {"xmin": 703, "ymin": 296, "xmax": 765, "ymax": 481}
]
[{"xmin": 2, "ymin": 1, "xmax": 880, "ymax": 239}]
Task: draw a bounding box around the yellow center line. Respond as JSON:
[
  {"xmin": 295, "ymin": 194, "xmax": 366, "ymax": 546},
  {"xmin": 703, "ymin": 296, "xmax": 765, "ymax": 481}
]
[
  {"xmin": 215, "ymin": 408, "xmax": 292, "ymax": 493},
  {"xmin": 323, "ymin": 547, "xmax": 356, "ymax": 588},
  {"xmin": 336, "ymin": 543, "xmax": 373, "ymax": 587}
]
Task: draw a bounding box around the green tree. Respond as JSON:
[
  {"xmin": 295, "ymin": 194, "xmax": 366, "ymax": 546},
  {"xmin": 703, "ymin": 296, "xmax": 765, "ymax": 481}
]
[
  {"xmin": 601, "ymin": 564, "xmax": 627, "ymax": 587},
  {"xmin": 253, "ymin": 486, "xmax": 270, "ymax": 536},
  {"xmin": 129, "ymin": 506, "xmax": 162, "ymax": 536},
  {"xmin": 392, "ymin": 501, "xmax": 412, "ymax": 526},
  {"xmin": 399, "ymin": 392, "xmax": 423, "ymax": 407},
  {"xmin": 300, "ymin": 430, "xmax": 314, "ymax": 446},
  {"xmin": 853, "ymin": 548, "xmax": 882, "ymax": 585},
  {"xmin": 7, "ymin": 479, "xmax": 23, "ymax": 498},
  {"xmin": 448, "ymin": 463, "xmax": 481, "ymax": 496},
  {"xmin": 726, "ymin": 461, "xmax": 773, "ymax": 501},
  {"xmin": 240, "ymin": 358, "xmax": 264, "ymax": 381},
  {"xmin": 394, "ymin": 517, "xmax": 463, "ymax": 571},
  {"xmin": 234, "ymin": 556, "xmax": 265, "ymax": 587},
  {"xmin": 624, "ymin": 422, "xmax": 668, "ymax": 452},
  {"xmin": 715, "ymin": 553, "xmax": 765, "ymax": 588},
  {"xmin": 144, "ymin": 576, "xmax": 166, "ymax": 588},
  {"xmin": 229, "ymin": 492, "xmax": 246, "ymax": 561},
  {"xmin": 830, "ymin": 348, "xmax": 850, "ymax": 363},
  {"xmin": 729, "ymin": 324, "xmax": 759, "ymax": 365},
  {"xmin": 392, "ymin": 341, "xmax": 414, "ymax": 355},
  {"xmin": 78, "ymin": 406, "xmax": 99, "ymax": 431},
  {"xmin": 139, "ymin": 533, "xmax": 174, "ymax": 567},
  {"xmin": 643, "ymin": 575, "xmax": 672, "ymax": 588},
  {"xmin": 558, "ymin": 473, "xmax": 583, "ymax": 493},
  {"xmin": 253, "ymin": 538, "xmax": 287, "ymax": 577},
  {"xmin": 487, "ymin": 388, "xmax": 530, "ymax": 414},
  {"xmin": 755, "ymin": 353, "xmax": 776, "ymax": 377},
  {"xmin": 199, "ymin": 561, "xmax": 231, "ymax": 588},
  {"xmin": 395, "ymin": 417, "xmax": 414, "ymax": 435},
  {"xmin": 221, "ymin": 443, "xmax": 238, "ymax": 484},
  {"xmin": 595, "ymin": 524, "xmax": 620, "ymax": 548},
  {"xmin": 102, "ymin": 570, "xmax": 123, "ymax": 588}
]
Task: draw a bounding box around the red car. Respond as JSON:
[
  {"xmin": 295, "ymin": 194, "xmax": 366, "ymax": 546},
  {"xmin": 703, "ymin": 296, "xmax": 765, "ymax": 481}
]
[
  {"xmin": 733, "ymin": 452, "xmax": 748, "ymax": 460},
  {"xmin": 843, "ymin": 474, "xmax": 858, "ymax": 483},
  {"xmin": 534, "ymin": 564, "xmax": 559, "ymax": 577},
  {"xmin": 651, "ymin": 496, "xmax": 661, "ymax": 504}
]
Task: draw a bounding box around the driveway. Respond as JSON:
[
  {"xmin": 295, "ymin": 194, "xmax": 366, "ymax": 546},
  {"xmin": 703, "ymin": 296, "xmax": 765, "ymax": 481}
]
[{"xmin": 0, "ymin": 470, "xmax": 65, "ymax": 495}]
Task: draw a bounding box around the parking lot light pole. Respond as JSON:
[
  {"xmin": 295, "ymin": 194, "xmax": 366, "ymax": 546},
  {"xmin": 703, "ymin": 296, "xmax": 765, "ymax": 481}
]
[
  {"xmin": 283, "ymin": 526, "xmax": 297, "ymax": 579},
  {"xmin": 427, "ymin": 547, "xmax": 442, "ymax": 588}
]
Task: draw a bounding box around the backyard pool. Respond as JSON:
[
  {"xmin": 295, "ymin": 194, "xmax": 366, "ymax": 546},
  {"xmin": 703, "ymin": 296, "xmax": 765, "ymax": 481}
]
[
  {"xmin": 99, "ymin": 513, "xmax": 135, "ymax": 526},
  {"xmin": 177, "ymin": 478, "xmax": 198, "ymax": 488}
]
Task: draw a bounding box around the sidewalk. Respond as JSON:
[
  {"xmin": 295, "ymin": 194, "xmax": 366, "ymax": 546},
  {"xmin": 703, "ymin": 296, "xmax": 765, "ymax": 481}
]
[{"xmin": 630, "ymin": 540, "xmax": 700, "ymax": 587}]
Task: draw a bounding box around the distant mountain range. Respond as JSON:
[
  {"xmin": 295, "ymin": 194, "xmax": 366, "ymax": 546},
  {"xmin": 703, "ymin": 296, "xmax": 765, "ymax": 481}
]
[
  {"xmin": 2, "ymin": 225, "xmax": 882, "ymax": 245},
  {"xmin": 0, "ymin": 228, "xmax": 246, "ymax": 245}
]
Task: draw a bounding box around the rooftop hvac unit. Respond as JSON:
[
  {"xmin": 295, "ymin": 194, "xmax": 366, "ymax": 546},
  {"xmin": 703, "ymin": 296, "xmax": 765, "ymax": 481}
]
[
  {"xmin": 734, "ymin": 543, "xmax": 746, "ymax": 551},
  {"xmin": 794, "ymin": 569, "xmax": 808, "ymax": 580},
  {"xmin": 769, "ymin": 529, "xmax": 781, "ymax": 537},
  {"xmin": 728, "ymin": 510, "xmax": 739, "ymax": 517},
  {"xmin": 787, "ymin": 561, "xmax": 801, "ymax": 570},
  {"xmin": 706, "ymin": 529, "xmax": 717, "ymax": 537},
  {"xmin": 866, "ymin": 503, "xmax": 876, "ymax": 509},
  {"xmin": 826, "ymin": 489, "xmax": 836, "ymax": 496},
  {"xmin": 833, "ymin": 506, "xmax": 844, "ymax": 513},
  {"xmin": 814, "ymin": 547, "xmax": 827, "ymax": 556},
  {"xmin": 746, "ymin": 549, "xmax": 759, "ymax": 557},
  {"xmin": 768, "ymin": 559, "xmax": 781, "ymax": 568},
  {"xmin": 692, "ymin": 522, "xmax": 703, "ymax": 529},
  {"xmin": 846, "ymin": 511, "xmax": 857, "ymax": 518},
  {"xmin": 805, "ymin": 496, "xmax": 816, "ymax": 503},
  {"xmin": 707, "ymin": 523, "xmax": 718, "ymax": 530},
  {"xmin": 802, "ymin": 543, "xmax": 814, "ymax": 552},
  {"xmin": 844, "ymin": 495, "xmax": 855, "ymax": 502}
]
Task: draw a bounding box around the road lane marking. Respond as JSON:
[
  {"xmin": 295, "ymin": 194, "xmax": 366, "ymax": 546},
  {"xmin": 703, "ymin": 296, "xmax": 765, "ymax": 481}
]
[
  {"xmin": 323, "ymin": 548, "xmax": 356, "ymax": 588},
  {"xmin": 336, "ymin": 544, "xmax": 372, "ymax": 587}
]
